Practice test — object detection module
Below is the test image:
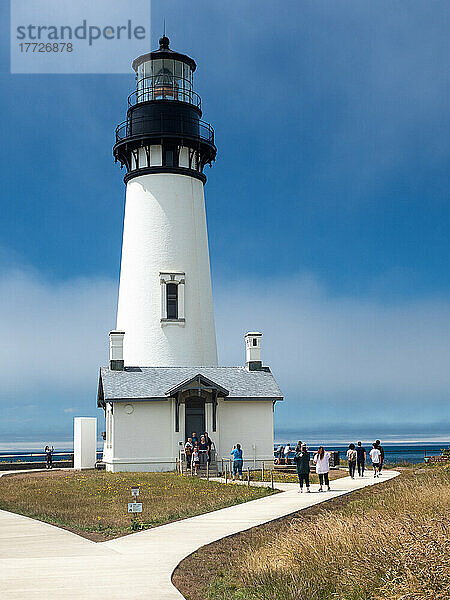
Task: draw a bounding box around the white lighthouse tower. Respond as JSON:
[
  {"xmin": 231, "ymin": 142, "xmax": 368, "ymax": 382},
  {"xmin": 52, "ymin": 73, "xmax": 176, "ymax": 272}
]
[
  {"xmin": 96, "ymin": 37, "xmax": 282, "ymax": 473},
  {"xmin": 113, "ymin": 36, "xmax": 218, "ymax": 367}
]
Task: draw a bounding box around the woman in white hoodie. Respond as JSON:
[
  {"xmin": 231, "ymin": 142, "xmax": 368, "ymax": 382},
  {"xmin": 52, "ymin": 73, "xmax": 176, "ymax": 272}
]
[{"xmin": 314, "ymin": 446, "xmax": 331, "ymax": 491}]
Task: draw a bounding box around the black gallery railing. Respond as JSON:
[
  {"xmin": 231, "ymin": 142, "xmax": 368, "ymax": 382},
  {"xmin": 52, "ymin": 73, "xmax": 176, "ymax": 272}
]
[{"xmin": 115, "ymin": 115, "xmax": 215, "ymax": 145}]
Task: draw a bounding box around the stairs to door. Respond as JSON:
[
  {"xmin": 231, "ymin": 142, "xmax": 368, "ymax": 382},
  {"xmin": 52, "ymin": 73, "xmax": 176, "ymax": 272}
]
[{"xmin": 180, "ymin": 449, "xmax": 219, "ymax": 477}]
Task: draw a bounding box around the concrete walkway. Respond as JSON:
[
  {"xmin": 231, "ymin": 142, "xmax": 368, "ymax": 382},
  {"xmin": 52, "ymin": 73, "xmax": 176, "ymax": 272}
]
[{"xmin": 0, "ymin": 469, "xmax": 399, "ymax": 599}]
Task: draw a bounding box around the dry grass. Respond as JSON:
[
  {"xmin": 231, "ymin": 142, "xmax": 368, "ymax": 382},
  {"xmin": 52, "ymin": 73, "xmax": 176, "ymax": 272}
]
[
  {"xmin": 177, "ymin": 467, "xmax": 449, "ymax": 600},
  {"xmin": 0, "ymin": 470, "xmax": 276, "ymax": 539}
]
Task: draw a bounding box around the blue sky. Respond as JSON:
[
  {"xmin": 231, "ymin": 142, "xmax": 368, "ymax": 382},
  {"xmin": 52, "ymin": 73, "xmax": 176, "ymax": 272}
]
[{"xmin": 0, "ymin": 1, "xmax": 449, "ymax": 446}]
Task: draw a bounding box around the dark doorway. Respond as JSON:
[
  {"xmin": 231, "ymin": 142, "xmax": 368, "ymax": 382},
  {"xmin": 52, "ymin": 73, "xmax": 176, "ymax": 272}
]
[{"xmin": 185, "ymin": 397, "xmax": 205, "ymax": 441}]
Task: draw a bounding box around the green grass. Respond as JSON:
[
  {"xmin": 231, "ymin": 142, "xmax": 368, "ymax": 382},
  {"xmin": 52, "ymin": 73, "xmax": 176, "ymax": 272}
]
[
  {"xmin": 0, "ymin": 470, "xmax": 277, "ymax": 538},
  {"xmin": 247, "ymin": 468, "xmax": 347, "ymax": 484}
]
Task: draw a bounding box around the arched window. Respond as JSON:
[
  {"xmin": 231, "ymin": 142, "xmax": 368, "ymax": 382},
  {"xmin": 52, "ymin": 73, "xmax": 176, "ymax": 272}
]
[{"xmin": 166, "ymin": 283, "xmax": 178, "ymax": 319}]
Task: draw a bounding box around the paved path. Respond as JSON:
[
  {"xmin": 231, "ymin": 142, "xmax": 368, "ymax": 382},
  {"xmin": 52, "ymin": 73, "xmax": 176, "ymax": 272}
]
[{"xmin": 0, "ymin": 469, "xmax": 399, "ymax": 599}]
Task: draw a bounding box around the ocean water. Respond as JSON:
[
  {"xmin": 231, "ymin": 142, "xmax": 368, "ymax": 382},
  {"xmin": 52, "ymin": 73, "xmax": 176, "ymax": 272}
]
[
  {"xmin": 0, "ymin": 450, "xmax": 102, "ymax": 464},
  {"xmin": 273, "ymin": 443, "xmax": 449, "ymax": 464}
]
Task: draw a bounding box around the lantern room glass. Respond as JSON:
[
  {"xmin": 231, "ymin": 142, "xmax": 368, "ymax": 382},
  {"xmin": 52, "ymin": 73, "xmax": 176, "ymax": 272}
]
[{"xmin": 136, "ymin": 59, "xmax": 194, "ymax": 105}]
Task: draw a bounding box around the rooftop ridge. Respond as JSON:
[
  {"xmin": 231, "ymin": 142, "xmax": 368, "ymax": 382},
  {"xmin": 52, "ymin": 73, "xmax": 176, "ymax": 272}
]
[{"xmin": 101, "ymin": 365, "xmax": 258, "ymax": 370}]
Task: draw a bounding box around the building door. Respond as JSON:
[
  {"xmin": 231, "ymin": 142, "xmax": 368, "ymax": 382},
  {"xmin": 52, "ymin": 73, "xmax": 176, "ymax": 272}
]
[{"xmin": 185, "ymin": 397, "xmax": 205, "ymax": 441}]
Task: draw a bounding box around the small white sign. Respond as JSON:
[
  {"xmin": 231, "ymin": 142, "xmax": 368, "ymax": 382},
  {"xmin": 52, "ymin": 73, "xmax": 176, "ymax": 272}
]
[
  {"xmin": 131, "ymin": 487, "xmax": 140, "ymax": 497},
  {"xmin": 128, "ymin": 502, "xmax": 142, "ymax": 513}
]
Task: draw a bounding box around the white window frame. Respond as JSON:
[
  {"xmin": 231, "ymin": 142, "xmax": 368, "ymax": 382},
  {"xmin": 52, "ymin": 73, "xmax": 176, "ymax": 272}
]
[{"xmin": 160, "ymin": 272, "xmax": 185, "ymax": 325}]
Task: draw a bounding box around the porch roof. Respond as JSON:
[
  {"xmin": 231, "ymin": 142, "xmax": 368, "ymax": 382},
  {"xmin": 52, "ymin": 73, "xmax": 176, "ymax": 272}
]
[
  {"xmin": 98, "ymin": 365, "xmax": 283, "ymax": 405},
  {"xmin": 165, "ymin": 373, "xmax": 230, "ymax": 397}
]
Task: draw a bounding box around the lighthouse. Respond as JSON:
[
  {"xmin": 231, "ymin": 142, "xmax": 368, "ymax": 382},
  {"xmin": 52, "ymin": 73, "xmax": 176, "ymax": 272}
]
[
  {"xmin": 97, "ymin": 38, "xmax": 282, "ymax": 473},
  {"xmin": 113, "ymin": 35, "xmax": 218, "ymax": 367}
]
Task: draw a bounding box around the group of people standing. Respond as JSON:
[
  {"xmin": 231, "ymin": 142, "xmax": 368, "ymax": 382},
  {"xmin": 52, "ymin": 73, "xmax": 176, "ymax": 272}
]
[
  {"xmin": 293, "ymin": 442, "xmax": 332, "ymax": 493},
  {"xmin": 275, "ymin": 443, "xmax": 292, "ymax": 465},
  {"xmin": 184, "ymin": 432, "xmax": 213, "ymax": 475},
  {"xmin": 293, "ymin": 439, "xmax": 386, "ymax": 492},
  {"xmin": 184, "ymin": 432, "xmax": 245, "ymax": 480},
  {"xmin": 346, "ymin": 440, "xmax": 385, "ymax": 478},
  {"xmin": 184, "ymin": 434, "xmax": 244, "ymax": 479}
]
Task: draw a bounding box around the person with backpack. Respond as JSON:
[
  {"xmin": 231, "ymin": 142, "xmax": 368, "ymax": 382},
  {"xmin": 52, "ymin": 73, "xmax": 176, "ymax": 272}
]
[
  {"xmin": 283, "ymin": 443, "xmax": 291, "ymax": 465},
  {"xmin": 346, "ymin": 443, "xmax": 357, "ymax": 479},
  {"xmin": 293, "ymin": 442, "xmax": 310, "ymax": 493}
]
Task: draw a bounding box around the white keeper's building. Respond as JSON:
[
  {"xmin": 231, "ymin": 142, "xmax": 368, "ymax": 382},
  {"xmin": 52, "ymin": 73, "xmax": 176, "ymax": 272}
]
[{"xmin": 97, "ymin": 36, "xmax": 283, "ymax": 472}]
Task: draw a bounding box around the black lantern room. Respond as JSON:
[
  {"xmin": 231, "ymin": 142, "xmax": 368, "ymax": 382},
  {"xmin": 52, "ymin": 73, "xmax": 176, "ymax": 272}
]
[{"xmin": 113, "ymin": 36, "xmax": 217, "ymax": 184}]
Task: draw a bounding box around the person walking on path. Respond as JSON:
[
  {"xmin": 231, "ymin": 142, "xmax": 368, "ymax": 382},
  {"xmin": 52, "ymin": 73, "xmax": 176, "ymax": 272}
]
[
  {"xmin": 370, "ymin": 443, "xmax": 381, "ymax": 478},
  {"xmin": 314, "ymin": 446, "xmax": 331, "ymax": 491},
  {"xmin": 45, "ymin": 445, "xmax": 54, "ymax": 469},
  {"xmin": 230, "ymin": 444, "xmax": 244, "ymax": 480},
  {"xmin": 356, "ymin": 441, "xmax": 366, "ymax": 477},
  {"xmin": 184, "ymin": 438, "xmax": 193, "ymax": 470},
  {"xmin": 284, "ymin": 443, "xmax": 291, "ymax": 465},
  {"xmin": 346, "ymin": 443, "xmax": 357, "ymax": 479},
  {"xmin": 376, "ymin": 440, "xmax": 385, "ymax": 474},
  {"xmin": 293, "ymin": 443, "xmax": 310, "ymax": 493}
]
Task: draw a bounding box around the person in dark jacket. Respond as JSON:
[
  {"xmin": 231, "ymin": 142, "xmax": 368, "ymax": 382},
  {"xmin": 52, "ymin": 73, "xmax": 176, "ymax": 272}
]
[
  {"xmin": 293, "ymin": 443, "xmax": 310, "ymax": 493},
  {"xmin": 45, "ymin": 445, "xmax": 54, "ymax": 469},
  {"xmin": 198, "ymin": 435, "xmax": 209, "ymax": 467},
  {"xmin": 356, "ymin": 441, "xmax": 366, "ymax": 477},
  {"xmin": 204, "ymin": 432, "xmax": 213, "ymax": 464}
]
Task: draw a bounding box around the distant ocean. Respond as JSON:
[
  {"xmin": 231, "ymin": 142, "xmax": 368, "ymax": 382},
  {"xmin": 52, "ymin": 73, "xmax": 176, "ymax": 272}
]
[
  {"xmin": 273, "ymin": 443, "xmax": 449, "ymax": 464},
  {"xmin": 0, "ymin": 443, "xmax": 448, "ymax": 465},
  {"xmin": 0, "ymin": 450, "xmax": 103, "ymax": 464}
]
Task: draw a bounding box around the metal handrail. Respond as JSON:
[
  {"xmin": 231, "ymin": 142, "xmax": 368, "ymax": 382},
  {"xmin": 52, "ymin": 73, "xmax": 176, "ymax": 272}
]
[
  {"xmin": 130, "ymin": 75, "xmax": 201, "ymax": 108},
  {"xmin": 115, "ymin": 115, "xmax": 215, "ymax": 145},
  {"xmin": 0, "ymin": 452, "xmax": 72, "ymax": 459}
]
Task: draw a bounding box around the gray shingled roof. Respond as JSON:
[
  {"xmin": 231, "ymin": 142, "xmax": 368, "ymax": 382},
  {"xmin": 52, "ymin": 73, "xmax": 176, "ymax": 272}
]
[{"xmin": 99, "ymin": 366, "xmax": 283, "ymax": 403}]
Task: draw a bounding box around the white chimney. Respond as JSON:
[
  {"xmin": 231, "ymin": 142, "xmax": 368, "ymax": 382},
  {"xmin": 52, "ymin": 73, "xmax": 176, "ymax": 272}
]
[
  {"xmin": 109, "ymin": 330, "xmax": 125, "ymax": 371},
  {"xmin": 245, "ymin": 332, "xmax": 262, "ymax": 371}
]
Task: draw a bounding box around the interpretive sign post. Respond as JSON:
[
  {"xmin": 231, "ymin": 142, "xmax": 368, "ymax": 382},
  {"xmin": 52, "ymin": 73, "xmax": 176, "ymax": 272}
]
[{"xmin": 128, "ymin": 487, "xmax": 142, "ymax": 530}]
